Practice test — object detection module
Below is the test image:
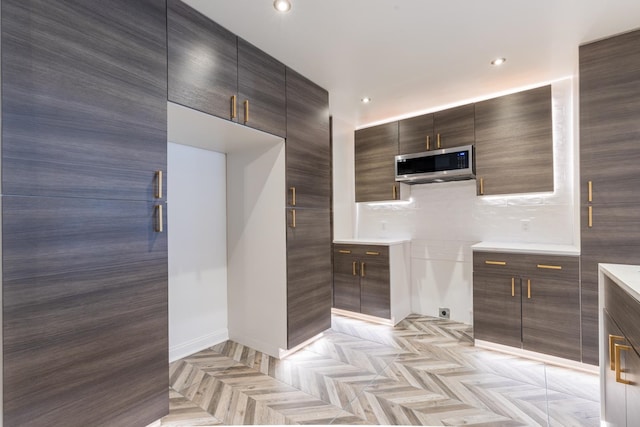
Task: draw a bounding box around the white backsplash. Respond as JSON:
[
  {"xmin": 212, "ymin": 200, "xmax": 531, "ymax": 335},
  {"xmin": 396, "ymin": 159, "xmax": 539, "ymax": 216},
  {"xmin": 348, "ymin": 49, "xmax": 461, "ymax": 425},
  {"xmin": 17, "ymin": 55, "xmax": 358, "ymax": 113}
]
[{"xmin": 350, "ymin": 78, "xmax": 578, "ymax": 324}]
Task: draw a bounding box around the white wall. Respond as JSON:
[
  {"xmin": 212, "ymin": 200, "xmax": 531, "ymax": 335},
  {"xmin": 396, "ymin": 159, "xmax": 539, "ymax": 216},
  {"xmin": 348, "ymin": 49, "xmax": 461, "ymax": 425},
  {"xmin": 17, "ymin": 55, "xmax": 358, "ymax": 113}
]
[
  {"xmin": 167, "ymin": 142, "xmax": 228, "ymax": 362},
  {"xmin": 335, "ymin": 78, "xmax": 577, "ymax": 324}
]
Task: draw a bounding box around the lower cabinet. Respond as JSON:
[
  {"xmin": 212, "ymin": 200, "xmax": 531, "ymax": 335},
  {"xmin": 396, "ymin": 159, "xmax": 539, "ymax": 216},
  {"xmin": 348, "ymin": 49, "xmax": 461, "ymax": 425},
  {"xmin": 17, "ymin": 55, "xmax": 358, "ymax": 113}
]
[
  {"xmin": 333, "ymin": 242, "xmax": 410, "ymax": 323},
  {"xmin": 473, "ymin": 250, "xmax": 581, "ymax": 361},
  {"xmin": 601, "ymin": 266, "xmax": 640, "ymax": 427}
]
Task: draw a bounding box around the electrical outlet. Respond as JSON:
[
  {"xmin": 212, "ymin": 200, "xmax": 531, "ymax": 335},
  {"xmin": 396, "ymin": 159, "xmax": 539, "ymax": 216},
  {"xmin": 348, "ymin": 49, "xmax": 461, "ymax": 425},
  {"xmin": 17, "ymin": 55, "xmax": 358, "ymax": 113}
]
[{"xmin": 521, "ymin": 219, "xmax": 530, "ymax": 232}]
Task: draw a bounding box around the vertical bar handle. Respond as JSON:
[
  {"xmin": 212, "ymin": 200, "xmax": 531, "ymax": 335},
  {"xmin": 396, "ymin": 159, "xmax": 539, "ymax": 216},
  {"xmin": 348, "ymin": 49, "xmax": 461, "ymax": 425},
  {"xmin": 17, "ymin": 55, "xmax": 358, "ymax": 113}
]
[
  {"xmin": 527, "ymin": 279, "xmax": 531, "ymax": 299},
  {"xmin": 155, "ymin": 170, "xmax": 163, "ymax": 199},
  {"xmin": 155, "ymin": 204, "xmax": 163, "ymax": 233},
  {"xmin": 290, "ymin": 209, "xmax": 296, "ymax": 228},
  {"xmin": 231, "ymin": 95, "xmax": 237, "ymax": 119},
  {"xmin": 352, "ymin": 261, "xmax": 357, "ymax": 276},
  {"xmin": 511, "ymin": 277, "xmax": 515, "ymax": 297},
  {"xmin": 588, "ymin": 206, "xmax": 593, "ymax": 228},
  {"xmin": 437, "ymin": 133, "xmax": 441, "ymax": 149},
  {"xmin": 361, "ymin": 262, "xmax": 365, "ymax": 277},
  {"xmin": 392, "ymin": 184, "xmax": 397, "ymax": 200},
  {"xmin": 609, "ymin": 335, "xmax": 626, "ymax": 371},
  {"xmin": 290, "ymin": 187, "xmax": 296, "ymax": 206},
  {"xmin": 615, "ymin": 344, "xmax": 632, "ymax": 385},
  {"xmin": 244, "ymin": 100, "xmax": 249, "ymax": 124},
  {"xmin": 426, "ymin": 135, "xmax": 431, "ymax": 151},
  {"xmin": 588, "ymin": 181, "xmax": 593, "ymax": 202},
  {"xmin": 479, "ymin": 178, "xmax": 484, "ymax": 195}
]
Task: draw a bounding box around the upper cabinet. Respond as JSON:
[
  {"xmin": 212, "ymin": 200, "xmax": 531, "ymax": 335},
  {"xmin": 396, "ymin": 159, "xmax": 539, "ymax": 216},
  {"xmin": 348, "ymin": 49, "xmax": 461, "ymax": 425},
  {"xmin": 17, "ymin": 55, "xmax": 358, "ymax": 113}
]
[
  {"xmin": 355, "ymin": 122, "xmax": 403, "ymax": 203},
  {"xmin": 167, "ymin": 0, "xmax": 286, "ymax": 138},
  {"xmin": 475, "ymin": 85, "xmax": 553, "ymax": 196},
  {"xmin": 398, "ymin": 104, "xmax": 474, "ymax": 155}
]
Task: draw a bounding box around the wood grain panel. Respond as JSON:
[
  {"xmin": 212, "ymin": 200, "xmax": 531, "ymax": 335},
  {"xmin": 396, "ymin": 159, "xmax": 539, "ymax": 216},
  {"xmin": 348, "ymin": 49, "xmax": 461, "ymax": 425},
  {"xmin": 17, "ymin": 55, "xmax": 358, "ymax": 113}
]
[
  {"xmin": 3, "ymin": 195, "xmax": 168, "ymax": 426},
  {"xmin": 626, "ymin": 339, "xmax": 640, "ymax": 427},
  {"xmin": 433, "ymin": 104, "xmax": 475, "ymax": 149},
  {"xmin": 473, "ymin": 251, "xmax": 531, "ymax": 276},
  {"xmin": 287, "ymin": 208, "xmax": 332, "ymax": 349},
  {"xmin": 604, "ymin": 277, "xmax": 640, "ymax": 361},
  {"xmin": 522, "ymin": 274, "xmax": 581, "ymax": 361},
  {"xmin": 360, "ymin": 252, "xmax": 390, "ymax": 319},
  {"xmin": 285, "ymin": 68, "xmax": 331, "ymax": 210},
  {"xmin": 333, "ymin": 250, "xmax": 361, "ymax": 312},
  {"xmin": 398, "ymin": 113, "xmax": 434, "ymax": 154},
  {"xmin": 580, "ymin": 28, "xmax": 640, "ymax": 206},
  {"xmin": 473, "ymin": 272, "xmax": 522, "ymax": 348},
  {"xmin": 238, "ymin": 38, "xmax": 286, "ymax": 137},
  {"xmin": 475, "ymin": 85, "xmax": 553, "ymax": 196},
  {"xmin": 2, "ymin": 0, "xmax": 167, "ymax": 200},
  {"xmin": 168, "ymin": 0, "xmax": 237, "ymax": 120},
  {"xmin": 580, "ymin": 202, "xmax": 640, "ymax": 365},
  {"xmin": 602, "ymin": 310, "xmax": 627, "ymax": 427},
  {"xmin": 355, "ymin": 122, "xmax": 399, "ymax": 202}
]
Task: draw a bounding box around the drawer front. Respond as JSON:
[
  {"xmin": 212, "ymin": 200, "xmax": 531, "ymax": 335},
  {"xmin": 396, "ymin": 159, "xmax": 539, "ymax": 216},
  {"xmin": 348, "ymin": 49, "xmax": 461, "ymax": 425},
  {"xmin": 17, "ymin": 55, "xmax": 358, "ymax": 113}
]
[
  {"xmin": 605, "ymin": 276, "xmax": 640, "ymax": 354},
  {"xmin": 334, "ymin": 244, "xmax": 389, "ymax": 260},
  {"xmin": 473, "ymin": 251, "xmax": 528, "ymax": 276},
  {"xmin": 474, "ymin": 251, "xmax": 579, "ymax": 279}
]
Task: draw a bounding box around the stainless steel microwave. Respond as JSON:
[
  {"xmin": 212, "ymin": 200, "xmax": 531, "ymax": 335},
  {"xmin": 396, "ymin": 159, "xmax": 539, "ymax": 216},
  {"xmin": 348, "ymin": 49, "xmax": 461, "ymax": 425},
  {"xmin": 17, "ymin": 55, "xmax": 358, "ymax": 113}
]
[{"xmin": 395, "ymin": 144, "xmax": 475, "ymax": 184}]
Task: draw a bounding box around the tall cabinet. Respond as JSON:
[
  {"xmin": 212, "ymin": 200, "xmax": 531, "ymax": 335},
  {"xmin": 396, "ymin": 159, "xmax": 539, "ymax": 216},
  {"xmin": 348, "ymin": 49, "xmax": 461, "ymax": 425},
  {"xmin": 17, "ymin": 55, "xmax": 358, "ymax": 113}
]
[
  {"xmin": 2, "ymin": 0, "xmax": 168, "ymax": 426},
  {"xmin": 285, "ymin": 68, "xmax": 332, "ymax": 349},
  {"xmin": 580, "ymin": 28, "xmax": 640, "ymax": 365}
]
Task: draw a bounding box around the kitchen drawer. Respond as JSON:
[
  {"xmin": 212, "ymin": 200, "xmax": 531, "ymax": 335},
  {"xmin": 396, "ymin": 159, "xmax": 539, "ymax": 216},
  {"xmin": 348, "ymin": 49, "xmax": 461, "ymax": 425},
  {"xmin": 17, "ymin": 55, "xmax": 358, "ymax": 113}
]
[
  {"xmin": 334, "ymin": 244, "xmax": 389, "ymax": 259},
  {"xmin": 473, "ymin": 251, "xmax": 530, "ymax": 276},
  {"xmin": 474, "ymin": 251, "xmax": 578, "ymax": 279}
]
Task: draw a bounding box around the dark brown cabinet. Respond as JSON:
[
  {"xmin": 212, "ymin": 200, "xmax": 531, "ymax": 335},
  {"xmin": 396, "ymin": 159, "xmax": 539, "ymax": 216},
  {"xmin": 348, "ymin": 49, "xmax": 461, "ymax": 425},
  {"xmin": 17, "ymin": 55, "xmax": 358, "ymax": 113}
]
[
  {"xmin": 333, "ymin": 245, "xmax": 391, "ymax": 320},
  {"xmin": 601, "ymin": 270, "xmax": 640, "ymax": 427},
  {"xmin": 475, "ymin": 85, "xmax": 553, "ymax": 196},
  {"xmin": 355, "ymin": 122, "xmax": 403, "ymax": 202},
  {"xmin": 580, "ymin": 28, "xmax": 640, "ymax": 366},
  {"xmin": 2, "ymin": 0, "xmax": 169, "ymax": 426},
  {"xmin": 285, "ymin": 69, "xmax": 331, "ymax": 349},
  {"xmin": 473, "ymin": 251, "xmax": 580, "ymax": 361},
  {"xmin": 168, "ymin": 0, "xmax": 286, "ymax": 138},
  {"xmin": 398, "ymin": 105, "xmax": 475, "ymax": 155}
]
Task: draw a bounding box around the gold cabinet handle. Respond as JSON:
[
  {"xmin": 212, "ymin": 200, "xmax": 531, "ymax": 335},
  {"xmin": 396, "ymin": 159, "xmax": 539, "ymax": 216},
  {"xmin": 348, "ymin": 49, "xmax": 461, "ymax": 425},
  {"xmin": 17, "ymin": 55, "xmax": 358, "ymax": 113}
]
[
  {"xmin": 155, "ymin": 170, "xmax": 163, "ymax": 199},
  {"xmin": 290, "ymin": 187, "xmax": 296, "ymax": 206},
  {"xmin": 365, "ymin": 251, "xmax": 380, "ymax": 256},
  {"xmin": 244, "ymin": 99, "xmax": 249, "ymax": 124},
  {"xmin": 479, "ymin": 177, "xmax": 484, "ymax": 195},
  {"xmin": 392, "ymin": 184, "xmax": 397, "ymax": 200},
  {"xmin": 485, "ymin": 260, "xmax": 506, "ymax": 266},
  {"xmin": 426, "ymin": 135, "xmax": 431, "ymax": 151},
  {"xmin": 588, "ymin": 206, "xmax": 593, "ymax": 228},
  {"xmin": 588, "ymin": 181, "xmax": 593, "ymax": 203},
  {"xmin": 437, "ymin": 133, "xmax": 441, "ymax": 149},
  {"xmin": 615, "ymin": 343, "xmax": 633, "ymax": 385},
  {"xmin": 338, "ymin": 250, "xmax": 351, "ymax": 254},
  {"xmin": 352, "ymin": 261, "xmax": 357, "ymax": 276},
  {"xmin": 537, "ymin": 264, "xmax": 562, "ymax": 270},
  {"xmin": 361, "ymin": 262, "xmax": 365, "ymax": 277},
  {"xmin": 609, "ymin": 335, "xmax": 626, "ymax": 371},
  {"xmin": 511, "ymin": 277, "xmax": 515, "ymax": 297},
  {"xmin": 231, "ymin": 95, "xmax": 237, "ymax": 119},
  {"xmin": 290, "ymin": 209, "xmax": 296, "ymax": 228},
  {"xmin": 155, "ymin": 204, "xmax": 163, "ymax": 233},
  {"xmin": 527, "ymin": 279, "xmax": 531, "ymax": 299}
]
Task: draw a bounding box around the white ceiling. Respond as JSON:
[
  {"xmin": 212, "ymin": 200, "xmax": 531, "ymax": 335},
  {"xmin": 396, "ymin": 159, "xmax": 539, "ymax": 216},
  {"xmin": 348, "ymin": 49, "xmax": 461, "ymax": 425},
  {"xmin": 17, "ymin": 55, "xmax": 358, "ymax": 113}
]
[{"xmin": 183, "ymin": 0, "xmax": 640, "ymax": 128}]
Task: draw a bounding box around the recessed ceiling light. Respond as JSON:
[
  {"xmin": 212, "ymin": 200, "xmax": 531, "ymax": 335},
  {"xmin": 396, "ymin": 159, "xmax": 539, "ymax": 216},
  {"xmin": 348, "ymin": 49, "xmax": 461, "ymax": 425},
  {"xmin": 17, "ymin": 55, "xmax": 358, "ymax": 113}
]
[
  {"xmin": 273, "ymin": 0, "xmax": 291, "ymax": 12},
  {"xmin": 491, "ymin": 57, "xmax": 506, "ymax": 66},
  {"xmin": 361, "ymin": 97, "xmax": 372, "ymax": 104}
]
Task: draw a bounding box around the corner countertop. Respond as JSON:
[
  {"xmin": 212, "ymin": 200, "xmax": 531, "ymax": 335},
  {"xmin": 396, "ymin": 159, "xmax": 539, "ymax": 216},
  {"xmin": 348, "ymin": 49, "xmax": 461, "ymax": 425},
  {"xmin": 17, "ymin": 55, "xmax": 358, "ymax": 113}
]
[
  {"xmin": 600, "ymin": 263, "xmax": 640, "ymax": 302},
  {"xmin": 333, "ymin": 238, "xmax": 411, "ymax": 246},
  {"xmin": 471, "ymin": 241, "xmax": 580, "ymax": 256}
]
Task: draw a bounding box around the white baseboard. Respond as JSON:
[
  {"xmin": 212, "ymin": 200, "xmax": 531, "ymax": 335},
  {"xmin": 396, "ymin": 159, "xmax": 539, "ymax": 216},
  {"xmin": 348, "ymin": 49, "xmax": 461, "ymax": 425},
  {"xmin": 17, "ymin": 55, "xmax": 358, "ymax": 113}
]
[{"xmin": 169, "ymin": 328, "xmax": 229, "ymax": 362}]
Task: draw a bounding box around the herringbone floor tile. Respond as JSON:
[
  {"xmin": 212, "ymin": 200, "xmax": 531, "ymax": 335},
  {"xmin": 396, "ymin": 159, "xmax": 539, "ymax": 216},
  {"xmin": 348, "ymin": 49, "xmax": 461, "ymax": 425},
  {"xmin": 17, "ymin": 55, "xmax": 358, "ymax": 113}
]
[{"xmin": 162, "ymin": 314, "xmax": 599, "ymax": 426}]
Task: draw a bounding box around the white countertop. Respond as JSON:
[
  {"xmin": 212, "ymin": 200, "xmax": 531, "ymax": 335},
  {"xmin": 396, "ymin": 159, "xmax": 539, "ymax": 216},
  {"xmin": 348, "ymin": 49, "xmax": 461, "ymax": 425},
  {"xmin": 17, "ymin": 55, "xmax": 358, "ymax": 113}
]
[
  {"xmin": 471, "ymin": 241, "xmax": 580, "ymax": 256},
  {"xmin": 334, "ymin": 238, "xmax": 410, "ymax": 246},
  {"xmin": 600, "ymin": 264, "xmax": 640, "ymax": 302}
]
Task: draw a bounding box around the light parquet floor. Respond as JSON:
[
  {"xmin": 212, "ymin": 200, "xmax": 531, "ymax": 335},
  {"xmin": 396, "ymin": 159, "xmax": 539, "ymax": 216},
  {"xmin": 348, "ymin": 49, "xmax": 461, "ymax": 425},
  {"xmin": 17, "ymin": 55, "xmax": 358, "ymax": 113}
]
[{"xmin": 163, "ymin": 314, "xmax": 600, "ymax": 426}]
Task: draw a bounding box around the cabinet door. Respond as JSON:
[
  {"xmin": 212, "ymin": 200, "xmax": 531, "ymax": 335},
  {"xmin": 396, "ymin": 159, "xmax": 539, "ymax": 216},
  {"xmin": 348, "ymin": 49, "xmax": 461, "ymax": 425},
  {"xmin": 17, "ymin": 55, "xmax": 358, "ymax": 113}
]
[
  {"xmin": 355, "ymin": 122, "xmax": 400, "ymax": 202},
  {"xmin": 286, "ymin": 68, "xmax": 331, "ymax": 209},
  {"xmin": 360, "ymin": 250, "xmax": 390, "ymax": 319},
  {"xmin": 333, "ymin": 249, "xmax": 361, "ymax": 312},
  {"xmin": 2, "ymin": 0, "xmax": 167, "ymax": 201},
  {"xmin": 626, "ymin": 343, "xmax": 640, "ymax": 427},
  {"xmin": 603, "ymin": 310, "xmax": 627, "ymax": 427},
  {"xmin": 475, "ymin": 85, "xmax": 553, "ymax": 196},
  {"xmin": 521, "ymin": 272, "xmax": 581, "ymax": 361},
  {"xmin": 580, "ymin": 29, "xmax": 640, "ymax": 207},
  {"xmin": 287, "ymin": 209, "xmax": 332, "ymax": 349},
  {"xmin": 398, "ymin": 113, "xmax": 434, "ymax": 154},
  {"xmin": 3, "ymin": 196, "xmax": 168, "ymax": 427},
  {"xmin": 238, "ymin": 38, "xmax": 286, "ymax": 138},
  {"xmin": 581, "ymin": 202, "xmax": 640, "ymax": 365},
  {"xmin": 473, "ymin": 273, "xmax": 522, "ymax": 348},
  {"xmin": 168, "ymin": 0, "xmax": 237, "ymax": 121},
  {"xmin": 433, "ymin": 104, "xmax": 475, "ymax": 149}
]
